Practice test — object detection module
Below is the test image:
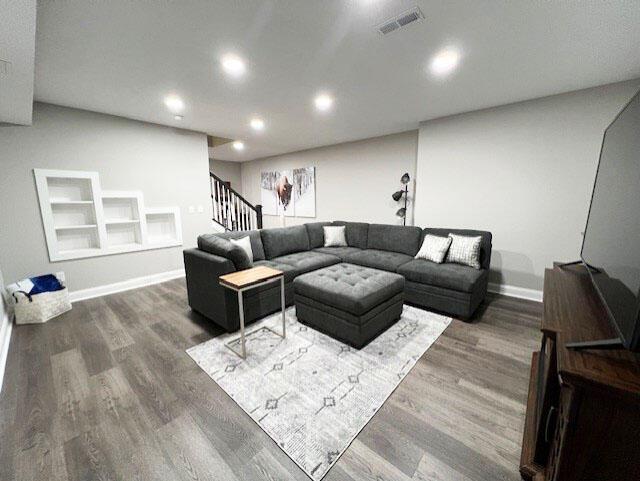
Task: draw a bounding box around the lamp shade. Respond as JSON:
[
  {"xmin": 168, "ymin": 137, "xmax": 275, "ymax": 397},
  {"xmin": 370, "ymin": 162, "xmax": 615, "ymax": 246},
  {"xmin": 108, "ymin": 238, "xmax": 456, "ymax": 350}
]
[
  {"xmin": 400, "ymin": 172, "xmax": 411, "ymax": 185},
  {"xmin": 392, "ymin": 190, "xmax": 404, "ymax": 201},
  {"xmin": 396, "ymin": 207, "xmax": 406, "ymax": 218}
]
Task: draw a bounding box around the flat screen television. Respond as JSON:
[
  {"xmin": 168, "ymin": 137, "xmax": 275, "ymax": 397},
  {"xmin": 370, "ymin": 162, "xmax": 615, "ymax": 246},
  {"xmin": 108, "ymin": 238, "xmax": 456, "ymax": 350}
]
[{"xmin": 579, "ymin": 89, "xmax": 640, "ymax": 351}]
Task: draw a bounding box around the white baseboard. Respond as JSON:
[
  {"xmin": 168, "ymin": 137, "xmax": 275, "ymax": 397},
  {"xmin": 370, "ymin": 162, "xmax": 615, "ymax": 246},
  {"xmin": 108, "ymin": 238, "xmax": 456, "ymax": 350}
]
[
  {"xmin": 0, "ymin": 311, "xmax": 13, "ymax": 394},
  {"xmin": 488, "ymin": 282, "xmax": 543, "ymax": 302},
  {"xmin": 68, "ymin": 268, "xmax": 186, "ymax": 303}
]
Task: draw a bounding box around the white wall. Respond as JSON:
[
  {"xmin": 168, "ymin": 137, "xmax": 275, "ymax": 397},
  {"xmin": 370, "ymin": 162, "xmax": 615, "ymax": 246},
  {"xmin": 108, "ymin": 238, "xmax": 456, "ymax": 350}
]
[
  {"xmin": 241, "ymin": 131, "xmax": 418, "ymax": 228},
  {"xmin": 0, "ymin": 103, "xmax": 212, "ymax": 292},
  {"xmin": 209, "ymin": 158, "xmax": 242, "ymax": 193},
  {"xmin": 415, "ymin": 80, "xmax": 640, "ymax": 292}
]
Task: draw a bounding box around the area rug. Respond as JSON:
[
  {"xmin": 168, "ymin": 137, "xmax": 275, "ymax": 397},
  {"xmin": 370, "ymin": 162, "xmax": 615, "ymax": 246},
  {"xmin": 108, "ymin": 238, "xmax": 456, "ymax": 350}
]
[{"xmin": 186, "ymin": 305, "xmax": 451, "ymax": 480}]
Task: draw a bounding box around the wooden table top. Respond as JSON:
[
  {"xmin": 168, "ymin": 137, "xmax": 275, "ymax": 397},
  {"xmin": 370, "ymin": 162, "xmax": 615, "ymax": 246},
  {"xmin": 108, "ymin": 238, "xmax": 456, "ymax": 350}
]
[{"xmin": 219, "ymin": 266, "xmax": 283, "ymax": 290}]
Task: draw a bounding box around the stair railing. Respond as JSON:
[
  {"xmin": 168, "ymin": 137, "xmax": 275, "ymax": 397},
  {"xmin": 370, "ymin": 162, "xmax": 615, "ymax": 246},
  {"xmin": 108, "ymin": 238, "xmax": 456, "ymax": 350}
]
[{"xmin": 210, "ymin": 172, "xmax": 262, "ymax": 231}]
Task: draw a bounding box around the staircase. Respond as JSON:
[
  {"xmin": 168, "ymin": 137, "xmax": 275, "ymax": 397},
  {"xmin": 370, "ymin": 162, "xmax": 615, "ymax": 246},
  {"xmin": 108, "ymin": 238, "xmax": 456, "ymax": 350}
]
[{"xmin": 210, "ymin": 172, "xmax": 262, "ymax": 231}]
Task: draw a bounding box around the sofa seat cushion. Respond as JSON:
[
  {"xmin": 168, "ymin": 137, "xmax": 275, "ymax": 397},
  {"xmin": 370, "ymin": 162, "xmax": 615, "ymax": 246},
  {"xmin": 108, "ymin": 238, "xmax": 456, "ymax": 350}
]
[
  {"xmin": 397, "ymin": 259, "xmax": 488, "ymax": 293},
  {"xmin": 255, "ymin": 251, "xmax": 340, "ymax": 282},
  {"xmin": 294, "ymin": 263, "xmax": 404, "ymax": 316},
  {"xmin": 312, "ymin": 246, "xmax": 362, "ymax": 261},
  {"xmin": 343, "ymin": 249, "xmax": 413, "ymax": 272}
]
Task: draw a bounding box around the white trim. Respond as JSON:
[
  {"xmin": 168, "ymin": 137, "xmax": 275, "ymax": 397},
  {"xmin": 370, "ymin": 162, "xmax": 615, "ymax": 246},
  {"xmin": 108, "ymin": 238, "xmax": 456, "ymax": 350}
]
[
  {"xmin": 488, "ymin": 282, "xmax": 543, "ymax": 302},
  {"xmin": 0, "ymin": 311, "xmax": 13, "ymax": 394},
  {"xmin": 68, "ymin": 268, "xmax": 185, "ymax": 303}
]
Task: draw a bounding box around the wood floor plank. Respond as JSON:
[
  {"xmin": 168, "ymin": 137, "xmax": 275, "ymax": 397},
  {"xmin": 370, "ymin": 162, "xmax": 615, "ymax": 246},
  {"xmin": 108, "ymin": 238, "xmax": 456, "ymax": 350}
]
[
  {"xmin": 0, "ymin": 278, "xmax": 540, "ymax": 481},
  {"xmin": 51, "ymin": 348, "xmax": 93, "ymax": 443},
  {"xmin": 156, "ymin": 413, "xmax": 241, "ymax": 481}
]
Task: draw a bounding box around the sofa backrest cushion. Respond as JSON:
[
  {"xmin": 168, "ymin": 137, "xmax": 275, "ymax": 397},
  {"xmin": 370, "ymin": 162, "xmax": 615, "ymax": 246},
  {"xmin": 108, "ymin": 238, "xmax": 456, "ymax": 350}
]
[
  {"xmin": 367, "ymin": 224, "xmax": 422, "ymax": 256},
  {"xmin": 332, "ymin": 221, "xmax": 369, "ymax": 249},
  {"xmin": 260, "ymin": 225, "xmax": 310, "ymax": 259},
  {"xmin": 423, "ymin": 228, "xmax": 493, "ymax": 270},
  {"xmin": 197, "ymin": 234, "xmax": 252, "ymax": 270},
  {"xmin": 215, "ymin": 229, "xmax": 266, "ymax": 261},
  {"xmin": 304, "ymin": 222, "xmax": 333, "ymax": 249}
]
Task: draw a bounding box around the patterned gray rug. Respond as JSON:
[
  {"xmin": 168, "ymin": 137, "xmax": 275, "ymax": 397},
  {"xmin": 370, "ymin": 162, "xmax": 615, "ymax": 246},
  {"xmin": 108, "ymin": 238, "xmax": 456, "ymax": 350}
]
[{"xmin": 186, "ymin": 305, "xmax": 451, "ymax": 480}]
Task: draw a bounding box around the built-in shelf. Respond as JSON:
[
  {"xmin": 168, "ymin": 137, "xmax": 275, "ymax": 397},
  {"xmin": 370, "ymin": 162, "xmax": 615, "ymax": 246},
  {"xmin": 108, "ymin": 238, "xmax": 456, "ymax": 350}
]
[
  {"xmin": 146, "ymin": 208, "xmax": 182, "ymax": 246},
  {"xmin": 50, "ymin": 200, "xmax": 94, "ymax": 205},
  {"xmin": 54, "ymin": 224, "xmax": 98, "ymax": 230},
  {"xmin": 35, "ymin": 169, "xmax": 182, "ymax": 261},
  {"xmin": 107, "ymin": 243, "xmax": 143, "ymax": 250},
  {"xmin": 106, "ymin": 222, "xmax": 142, "ymax": 248},
  {"xmin": 105, "ymin": 219, "xmax": 140, "ymax": 225}
]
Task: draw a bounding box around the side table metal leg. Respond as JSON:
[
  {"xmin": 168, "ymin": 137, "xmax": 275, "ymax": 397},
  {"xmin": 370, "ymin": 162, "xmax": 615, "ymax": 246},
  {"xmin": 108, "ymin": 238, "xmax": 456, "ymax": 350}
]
[
  {"xmin": 238, "ymin": 289, "xmax": 246, "ymax": 359},
  {"xmin": 280, "ymin": 276, "xmax": 286, "ymax": 338}
]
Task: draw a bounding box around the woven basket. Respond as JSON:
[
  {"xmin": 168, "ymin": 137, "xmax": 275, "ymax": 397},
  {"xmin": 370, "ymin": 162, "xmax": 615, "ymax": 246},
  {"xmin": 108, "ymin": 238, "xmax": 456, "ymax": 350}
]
[{"xmin": 13, "ymin": 287, "xmax": 72, "ymax": 325}]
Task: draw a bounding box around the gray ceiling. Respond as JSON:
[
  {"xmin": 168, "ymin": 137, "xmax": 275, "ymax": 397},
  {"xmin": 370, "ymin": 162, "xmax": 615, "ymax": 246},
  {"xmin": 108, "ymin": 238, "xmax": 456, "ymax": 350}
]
[{"xmin": 34, "ymin": 0, "xmax": 640, "ymax": 161}]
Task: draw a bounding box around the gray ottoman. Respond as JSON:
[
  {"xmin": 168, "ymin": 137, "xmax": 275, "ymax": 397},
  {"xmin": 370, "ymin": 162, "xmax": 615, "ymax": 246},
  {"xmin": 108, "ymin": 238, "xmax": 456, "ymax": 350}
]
[{"xmin": 293, "ymin": 263, "xmax": 404, "ymax": 348}]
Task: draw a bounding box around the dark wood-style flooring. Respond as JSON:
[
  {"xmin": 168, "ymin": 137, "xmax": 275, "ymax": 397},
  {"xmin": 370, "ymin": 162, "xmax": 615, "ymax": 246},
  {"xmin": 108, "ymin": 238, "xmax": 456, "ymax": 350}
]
[{"xmin": 0, "ymin": 278, "xmax": 541, "ymax": 481}]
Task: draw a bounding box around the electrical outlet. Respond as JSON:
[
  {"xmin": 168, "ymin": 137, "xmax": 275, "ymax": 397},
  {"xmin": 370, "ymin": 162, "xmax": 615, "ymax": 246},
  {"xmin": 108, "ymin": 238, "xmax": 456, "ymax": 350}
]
[
  {"xmin": 188, "ymin": 205, "xmax": 195, "ymax": 214},
  {"xmin": 197, "ymin": 205, "xmax": 204, "ymax": 213}
]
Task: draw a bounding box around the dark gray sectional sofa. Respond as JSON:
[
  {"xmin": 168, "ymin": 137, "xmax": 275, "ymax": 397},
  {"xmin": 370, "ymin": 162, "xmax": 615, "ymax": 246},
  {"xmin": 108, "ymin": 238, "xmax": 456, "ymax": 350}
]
[{"xmin": 183, "ymin": 221, "xmax": 492, "ymax": 332}]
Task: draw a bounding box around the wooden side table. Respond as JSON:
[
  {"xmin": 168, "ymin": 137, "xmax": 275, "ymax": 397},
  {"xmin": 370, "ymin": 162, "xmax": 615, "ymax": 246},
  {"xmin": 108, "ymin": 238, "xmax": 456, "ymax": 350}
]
[{"xmin": 219, "ymin": 266, "xmax": 286, "ymax": 359}]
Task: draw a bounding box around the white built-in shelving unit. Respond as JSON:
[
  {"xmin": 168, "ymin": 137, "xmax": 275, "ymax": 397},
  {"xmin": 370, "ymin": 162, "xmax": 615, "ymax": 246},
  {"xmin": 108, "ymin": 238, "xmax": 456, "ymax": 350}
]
[{"xmin": 34, "ymin": 169, "xmax": 182, "ymax": 262}]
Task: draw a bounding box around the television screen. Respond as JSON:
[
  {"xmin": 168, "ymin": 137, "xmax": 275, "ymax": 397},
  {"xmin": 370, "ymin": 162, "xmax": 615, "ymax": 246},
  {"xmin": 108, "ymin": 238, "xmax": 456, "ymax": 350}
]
[{"xmin": 581, "ymin": 90, "xmax": 640, "ymax": 350}]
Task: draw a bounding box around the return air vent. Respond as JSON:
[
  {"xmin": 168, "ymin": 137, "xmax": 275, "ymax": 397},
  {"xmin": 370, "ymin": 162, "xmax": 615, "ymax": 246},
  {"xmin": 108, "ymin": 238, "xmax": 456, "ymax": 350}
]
[{"xmin": 376, "ymin": 6, "xmax": 424, "ymax": 35}]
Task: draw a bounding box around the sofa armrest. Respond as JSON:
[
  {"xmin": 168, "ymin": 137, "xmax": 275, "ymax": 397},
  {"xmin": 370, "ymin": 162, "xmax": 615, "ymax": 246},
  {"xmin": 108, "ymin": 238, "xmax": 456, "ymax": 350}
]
[{"xmin": 183, "ymin": 248, "xmax": 236, "ymax": 329}]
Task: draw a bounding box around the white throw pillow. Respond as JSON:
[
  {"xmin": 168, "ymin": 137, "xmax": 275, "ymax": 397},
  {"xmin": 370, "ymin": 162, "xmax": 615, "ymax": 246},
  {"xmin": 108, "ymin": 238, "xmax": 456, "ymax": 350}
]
[
  {"xmin": 446, "ymin": 234, "xmax": 482, "ymax": 269},
  {"xmin": 415, "ymin": 234, "xmax": 452, "ymax": 263},
  {"xmin": 323, "ymin": 226, "xmax": 347, "ymax": 247},
  {"xmin": 230, "ymin": 236, "xmax": 254, "ymax": 265}
]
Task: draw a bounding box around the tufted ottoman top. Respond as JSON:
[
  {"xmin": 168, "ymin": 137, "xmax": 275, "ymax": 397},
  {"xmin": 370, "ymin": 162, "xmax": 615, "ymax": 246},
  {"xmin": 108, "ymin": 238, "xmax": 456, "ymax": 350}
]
[{"xmin": 293, "ymin": 263, "xmax": 404, "ymax": 316}]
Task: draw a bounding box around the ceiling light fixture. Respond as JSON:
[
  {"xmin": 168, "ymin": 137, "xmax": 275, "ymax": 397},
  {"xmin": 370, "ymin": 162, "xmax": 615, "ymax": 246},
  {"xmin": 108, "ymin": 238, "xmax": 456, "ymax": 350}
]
[
  {"xmin": 232, "ymin": 140, "xmax": 245, "ymax": 151},
  {"xmin": 314, "ymin": 93, "xmax": 334, "ymax": 112},
  {"xmin": 429, "ymin": 48, "xmax": 461, "ymax": 77},
  {"xmin": 250, "ymin": 118, "xmax": 265, "ymax": 131},
  {"xmin": 164, "ymin": 95, "xmax": 184, "ymax": 113},
  {"xmin": 221, "ymin": 54, "xmax": 246, "ymax": 77}
]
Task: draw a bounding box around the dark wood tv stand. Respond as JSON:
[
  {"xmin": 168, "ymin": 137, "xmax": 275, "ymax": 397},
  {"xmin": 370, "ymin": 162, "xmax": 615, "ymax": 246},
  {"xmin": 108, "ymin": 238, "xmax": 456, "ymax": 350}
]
[{"xmin": 520, "ymin": 264, "xmax": 640, "ymax": 480}]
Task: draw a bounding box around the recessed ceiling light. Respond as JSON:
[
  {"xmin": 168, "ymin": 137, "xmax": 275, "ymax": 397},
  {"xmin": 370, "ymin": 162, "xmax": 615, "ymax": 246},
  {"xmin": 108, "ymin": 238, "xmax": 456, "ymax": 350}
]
[
  {"xmin": 164, "ymin": 95, "xmax": 184, "ymax": 113},
  {"xmin": 314, "ymin": 93, "xmax": 334, "ymax": 112},
  {"xmin": 250, "ymin": 118, "xmax": 265, "ymax": 131},
  {"xmin": 221, "ymin": 54, "xmax": 246, "ymax": 77},
  {"xmin": 429, "ymin": 48, "xmax": 461, "ymax": 77},
  {"xmin": 174, "ymin": 115, "xmax": 183, "ymax": 121},
  {"xmin": 232, "ymin": 140, "xmax": 245, "ymax": 151}
]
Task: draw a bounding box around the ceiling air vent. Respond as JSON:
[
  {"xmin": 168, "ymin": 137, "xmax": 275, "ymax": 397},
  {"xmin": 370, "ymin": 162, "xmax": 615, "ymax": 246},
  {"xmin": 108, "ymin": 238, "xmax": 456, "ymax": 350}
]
[
  {"xmin": 379, "ymin": 21, "xmax": 400, "ymax": 35},
  {"xmin": 377, "ymin": 6, "xmax": 424, "ymax": 35}
]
